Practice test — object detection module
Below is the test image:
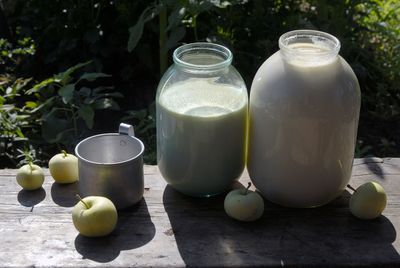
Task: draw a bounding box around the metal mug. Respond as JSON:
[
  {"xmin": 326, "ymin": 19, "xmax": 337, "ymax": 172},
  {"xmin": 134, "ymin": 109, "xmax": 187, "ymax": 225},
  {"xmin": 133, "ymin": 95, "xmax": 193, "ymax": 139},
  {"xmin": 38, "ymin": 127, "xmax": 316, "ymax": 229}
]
[{"xmin": 75, "ymin": 123, "xmax": 144, "ymax": 209}]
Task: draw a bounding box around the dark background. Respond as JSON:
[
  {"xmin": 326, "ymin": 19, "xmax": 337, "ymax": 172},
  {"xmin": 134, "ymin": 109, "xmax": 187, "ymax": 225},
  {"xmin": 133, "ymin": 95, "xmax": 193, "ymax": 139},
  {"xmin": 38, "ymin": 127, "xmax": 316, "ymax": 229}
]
[{"xmin": 0, "ymin": 0, "xmax": 399, "ymax": 167}]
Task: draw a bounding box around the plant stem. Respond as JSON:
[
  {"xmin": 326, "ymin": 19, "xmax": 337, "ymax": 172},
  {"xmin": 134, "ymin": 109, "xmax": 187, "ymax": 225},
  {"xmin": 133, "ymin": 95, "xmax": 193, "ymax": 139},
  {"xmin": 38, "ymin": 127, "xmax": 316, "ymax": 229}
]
[
  {"xmin": 347, "ymin": 184, "xmax": 357, "ymax": 193},
  {"xmin": 28, "ymin": 161, "xmax": 33, "ymax": 173},
  {"xmin": 159, "ymin": 2, "xmax": 168, "ymax": 77},
  {"xmin": 70, "ymin": 106, "xmax": 78, "ymax": 137},
  {"xmin": 193, "ymin": 14, "xmax": 198, "ymax": 41},
  {"xmin": 76, "ymin": 194, "xmax": 90, "ymax": 209},
  {"xmin": 61, "ymin": 150, "xmax": 68, "ymax": 157},
  {"xmin": 245, "ymin": 182, "xmax": 251, "ymax": 195}
]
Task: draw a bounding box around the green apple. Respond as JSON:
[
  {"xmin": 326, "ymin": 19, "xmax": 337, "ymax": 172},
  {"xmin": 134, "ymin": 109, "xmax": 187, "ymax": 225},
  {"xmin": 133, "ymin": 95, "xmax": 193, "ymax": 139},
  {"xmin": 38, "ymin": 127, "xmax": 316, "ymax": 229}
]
[
  {"xmin": 16, "ymin": 163, "xmax": 45, "ymax": 190},
  {"xmin": 224, "ymin": 182, "xmax": 264, "ymax": 222},
  {"xmin": 349, "ymin": 182, "xmax": 387, "ymax": 220},
  {"xmin": 49, "ymin": 150, "xmax": 78, "ymax": 183},
  {"xmin": 72, "ymin": 195, "xmax": 118, "ymax": 237}
]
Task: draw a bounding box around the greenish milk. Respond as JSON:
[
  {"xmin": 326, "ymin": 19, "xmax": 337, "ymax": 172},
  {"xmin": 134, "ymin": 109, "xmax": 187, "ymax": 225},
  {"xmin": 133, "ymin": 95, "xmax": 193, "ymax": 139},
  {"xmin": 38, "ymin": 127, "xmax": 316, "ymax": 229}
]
[{"xmin": 157, "ymin": 79, "xmax": 248, "ymax": 197}]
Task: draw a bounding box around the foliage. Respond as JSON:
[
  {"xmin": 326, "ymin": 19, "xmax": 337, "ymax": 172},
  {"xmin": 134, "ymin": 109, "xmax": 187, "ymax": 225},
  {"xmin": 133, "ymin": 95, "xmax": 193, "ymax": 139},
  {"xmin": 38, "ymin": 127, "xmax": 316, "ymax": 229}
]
[
  {"xmin": 0, "ymin": 37, "xmax": 35, "ymax": 73},
  {"xmin": 3, "ymin": 0, "xmax": 157, "ymax": 110},
  {"xmin": 354, "ymin": 0, "xmax": 400, "ymax": 120},
  {"xmin": 25, "ymin": 61, "xmax": 122, "ymax": 151},
  {"xmin": 0, "ymin": 37, "xmax": 38, "ymax": 166},
  {"xmin": 0, "ymin": 45, "xmax": 122, "ymax": 166},
  {"xmin": 0, "ymin": 0, "xmax": 399, "ymax": 167},
  {"xmin": 127, "ymin": 0, "xmax": 243, "ymax": 74},
  {"xmin": 0, "ymin": 75, "xmax": 33, "ymax": 166},
  {"xmin": 123, "ymin": 103, "xmax": 156, "ymax": 164}
]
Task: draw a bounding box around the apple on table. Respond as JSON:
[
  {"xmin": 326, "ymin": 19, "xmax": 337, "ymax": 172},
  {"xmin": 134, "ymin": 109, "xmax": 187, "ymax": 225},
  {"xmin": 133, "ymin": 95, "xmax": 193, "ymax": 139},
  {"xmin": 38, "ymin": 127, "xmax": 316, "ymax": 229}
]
[
  {"xmin": 49, "ymin": 150, "xmax": 78, "ymax": 183},
  {"xmin": 224, "ymin": 182, "xmax": 264, "ymax": 222},
  {"xmin": 16, "ymin": 162, "xmax": 45, "ymax": 190},
  {"xmin": 72, "ymin": 195, "xmax": 118, "ymax": 237},
  {"xmin": 348, "ymin": 181, "xmax": 387, "ymax": 220}
]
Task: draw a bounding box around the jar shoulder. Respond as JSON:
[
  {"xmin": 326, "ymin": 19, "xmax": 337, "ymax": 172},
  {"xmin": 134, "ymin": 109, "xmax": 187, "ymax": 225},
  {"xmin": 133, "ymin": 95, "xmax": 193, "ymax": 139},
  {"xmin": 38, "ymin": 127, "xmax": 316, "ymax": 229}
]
[
  {"xmin": 157, "ymin": 64, "xmax": 248, "ymax": 98},
  {"xmin": 250, "ymin": 52, "xmax": 361, "ymax": 101}
]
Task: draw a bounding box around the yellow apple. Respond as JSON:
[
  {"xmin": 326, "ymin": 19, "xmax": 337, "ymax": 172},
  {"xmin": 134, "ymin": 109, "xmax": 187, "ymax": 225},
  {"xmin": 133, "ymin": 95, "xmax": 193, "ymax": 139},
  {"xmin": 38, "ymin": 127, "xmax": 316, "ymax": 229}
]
[
  {"xmin": 349, "ymin": 181, "xmax": 387, "ymax": 220},
  {"xmin": 49, "ymin": 150, "xmax": 78, "ymax": 183},
  {"xmin": 72, "ymin": 195, "xmax": 118, "ymax": 237},
  {"xmin": 16, "ymin": 163, "xmax": 45, "ymax": 190},
  {"xmin": 224, "ymin": 182, "xmax": 264, "ymax": 222}
]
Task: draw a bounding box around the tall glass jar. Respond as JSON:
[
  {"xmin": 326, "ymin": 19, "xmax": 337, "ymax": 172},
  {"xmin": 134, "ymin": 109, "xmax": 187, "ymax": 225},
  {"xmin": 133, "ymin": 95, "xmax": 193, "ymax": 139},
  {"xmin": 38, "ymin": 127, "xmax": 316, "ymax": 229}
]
[
  {"xmin": 248, "ymin": 30, "xmax": 361, "ymax": 207},
  {"xmin": 156, "ymin": 42, "xmax": 248, "ymax": 197}
]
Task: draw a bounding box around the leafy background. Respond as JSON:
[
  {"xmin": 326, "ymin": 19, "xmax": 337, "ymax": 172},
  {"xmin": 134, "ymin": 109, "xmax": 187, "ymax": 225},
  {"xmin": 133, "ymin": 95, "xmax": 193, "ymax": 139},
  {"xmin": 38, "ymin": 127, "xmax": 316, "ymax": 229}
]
[{"xmin": 0, "ymin": 0, "xmax": 399, "ymax": 168}]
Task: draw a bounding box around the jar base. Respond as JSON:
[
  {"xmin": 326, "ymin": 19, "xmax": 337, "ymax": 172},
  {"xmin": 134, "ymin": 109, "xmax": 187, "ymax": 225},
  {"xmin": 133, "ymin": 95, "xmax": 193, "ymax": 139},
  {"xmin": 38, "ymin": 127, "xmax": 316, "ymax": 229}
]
[
  {"xmin": 168, "ymin": 184, "xmax": 226, "ymax": 198},
  {"xmin": 261, "ymin": 190, "xmax": 344, "ymax": 208}
]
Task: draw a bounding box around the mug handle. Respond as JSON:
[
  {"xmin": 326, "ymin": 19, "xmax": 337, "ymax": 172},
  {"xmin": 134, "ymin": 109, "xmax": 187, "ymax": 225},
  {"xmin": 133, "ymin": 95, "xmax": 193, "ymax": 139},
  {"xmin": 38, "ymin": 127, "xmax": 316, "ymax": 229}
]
[{"xmin": 119, "ymin": 123, "xmax": 135, "ymax": 136}]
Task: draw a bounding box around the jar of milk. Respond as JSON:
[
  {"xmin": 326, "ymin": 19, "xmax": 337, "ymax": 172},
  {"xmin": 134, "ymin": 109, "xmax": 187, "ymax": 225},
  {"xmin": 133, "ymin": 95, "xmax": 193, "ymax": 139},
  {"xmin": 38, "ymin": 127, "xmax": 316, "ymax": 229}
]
[
  {"xmin": 156, "ymin": 42, "xmax": 248, "ymax": 197},
  {"xmin": 248, "ymin": 30, "xmax": 361, "ymax": 207}
]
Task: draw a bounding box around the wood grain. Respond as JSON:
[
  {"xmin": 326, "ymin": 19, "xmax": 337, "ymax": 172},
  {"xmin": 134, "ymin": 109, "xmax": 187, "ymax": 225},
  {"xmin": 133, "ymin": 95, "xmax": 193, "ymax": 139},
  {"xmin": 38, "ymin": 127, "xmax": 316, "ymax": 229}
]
[{"xmin": 0, "ymin": 158, "xmax": 399, "ymax": 267}]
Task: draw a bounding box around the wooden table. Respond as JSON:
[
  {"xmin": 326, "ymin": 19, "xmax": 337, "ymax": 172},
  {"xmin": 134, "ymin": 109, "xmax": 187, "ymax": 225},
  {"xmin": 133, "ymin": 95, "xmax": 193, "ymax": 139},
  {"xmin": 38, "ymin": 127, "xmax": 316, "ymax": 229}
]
[{"xmin": 0, "ymin": 158, "xmax": 399, "ymax": 267}]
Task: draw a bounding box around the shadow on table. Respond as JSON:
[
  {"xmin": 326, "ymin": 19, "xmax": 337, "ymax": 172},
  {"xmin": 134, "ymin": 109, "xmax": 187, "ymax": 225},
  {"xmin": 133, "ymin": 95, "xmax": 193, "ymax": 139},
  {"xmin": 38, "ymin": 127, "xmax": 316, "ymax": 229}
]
[
  {"xmin": 163, "ymin": 183, "xmax": 399, "ymax": 267},
  {"xmin": 363, "ymin": 157, "xmax": 384, "ymax": 179},
  {"xmin": 74, "ymin": 198, "xmax": 156, "ymax": 263},
  {"xmin": 17, "ymin": 187, "xmax": 46, "ymax": 207},
  {"xmin": 51, "ymin": 181, "xmax": 79, "ymax": 207}
]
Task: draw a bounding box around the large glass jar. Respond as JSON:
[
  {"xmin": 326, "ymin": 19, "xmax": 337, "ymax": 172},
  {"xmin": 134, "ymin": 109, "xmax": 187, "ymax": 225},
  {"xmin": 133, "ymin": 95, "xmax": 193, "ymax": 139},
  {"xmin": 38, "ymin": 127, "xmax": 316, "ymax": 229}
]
[
  {"xmin": 248, "ymin": 30, "xmax": 361, "ymax": 207},
  {"xmin": 156, "ymin": 42, "xmax": 248, "ymax": 197}
]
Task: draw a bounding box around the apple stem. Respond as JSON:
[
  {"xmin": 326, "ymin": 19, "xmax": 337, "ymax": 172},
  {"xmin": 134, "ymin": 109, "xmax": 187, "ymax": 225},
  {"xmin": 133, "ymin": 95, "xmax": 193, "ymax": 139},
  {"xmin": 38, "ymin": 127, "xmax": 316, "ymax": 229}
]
[
  {"xmin": 61, "ymin": 150, "xmax": 68, "ymax": 158},
  {"xmin": 76, "ymin": 194, "xmax": 89, "ymax": 209},
  {"xmin": 28, "ymin": 161, "xmax": 33, "ymax": 172},
  {"xmin": 245, "ymin": 182, "xmax": 251, "ymax": 195},
  {"xmin": 347, "ymin": 184, "xmax": 357, "ymax": 193}
]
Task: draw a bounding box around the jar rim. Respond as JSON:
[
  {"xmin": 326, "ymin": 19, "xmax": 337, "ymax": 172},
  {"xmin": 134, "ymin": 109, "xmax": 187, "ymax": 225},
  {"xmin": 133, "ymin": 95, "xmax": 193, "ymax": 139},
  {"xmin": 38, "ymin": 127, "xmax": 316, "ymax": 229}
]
[
  {"xmin": 279, "ymin": 29, "xmax": 341, "ymax": 58},
  {"xmin": 173, "ymin": 42, "xmax": 233, "ymax": 71}
]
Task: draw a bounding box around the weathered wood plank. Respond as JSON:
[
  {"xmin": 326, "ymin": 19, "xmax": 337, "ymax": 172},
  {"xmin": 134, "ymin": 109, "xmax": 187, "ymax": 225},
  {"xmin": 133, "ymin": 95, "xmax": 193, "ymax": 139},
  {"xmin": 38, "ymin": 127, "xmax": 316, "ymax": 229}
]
[{"xmin": 0, "ymin": 158, "xmax": 399, "ymax": 267}]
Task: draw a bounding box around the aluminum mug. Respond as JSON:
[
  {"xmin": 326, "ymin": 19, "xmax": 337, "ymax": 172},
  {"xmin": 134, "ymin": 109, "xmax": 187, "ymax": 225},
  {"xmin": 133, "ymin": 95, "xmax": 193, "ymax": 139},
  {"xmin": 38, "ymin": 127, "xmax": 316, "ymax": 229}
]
[{"xmin": 75, "ymin": 123, "xmax": 144, "ymax": 209}]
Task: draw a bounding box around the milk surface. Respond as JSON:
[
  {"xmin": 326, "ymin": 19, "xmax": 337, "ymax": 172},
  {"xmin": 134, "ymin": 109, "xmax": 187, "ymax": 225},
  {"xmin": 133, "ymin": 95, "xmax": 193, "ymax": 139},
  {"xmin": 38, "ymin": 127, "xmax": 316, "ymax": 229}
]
[
  {"xmin": 248, "ymin": 43, "xmax": 361, "ymax": 207},
  {"xmin": 157, "ymin": 79, "xmax": 248, "ymax": 196}
]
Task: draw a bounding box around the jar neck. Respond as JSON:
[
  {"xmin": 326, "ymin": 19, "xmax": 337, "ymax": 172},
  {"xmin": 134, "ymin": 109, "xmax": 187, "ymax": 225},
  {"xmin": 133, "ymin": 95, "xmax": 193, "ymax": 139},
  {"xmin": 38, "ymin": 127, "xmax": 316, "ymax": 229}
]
[
  {"xmin": 279, "ymin": 30, "xmax": 340, "ymax": 66},
  {"xmin": 173, "ymin": 42, "xmax": 232, "ymax": 73}
]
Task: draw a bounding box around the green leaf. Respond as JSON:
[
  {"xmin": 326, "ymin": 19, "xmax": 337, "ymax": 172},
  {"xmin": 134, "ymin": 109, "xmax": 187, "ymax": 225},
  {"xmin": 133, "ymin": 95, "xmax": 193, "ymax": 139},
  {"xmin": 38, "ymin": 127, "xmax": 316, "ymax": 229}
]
[
  {"xmin": 13, "ymin": 77, "xmax": 32, "ymax": 92},
  {"xmin": 79, "ymin": 87, "xmax": 91, "ymax": 97},
  {"xmin": 148, "ymin": 102, "xmax": 156, "ymax": 116},
  {"xmin": 127, "ymin": 19, "xmax": 145, "ymax": 52},
  {"xmin": 127, "ymin": 5, "xmax": 160, "ymax": 52},
  {"xmin": 25, "ymin": 101, "xmax": 38, "ymax": 108},
  {"xmin": 58, "ymin": 84, "xmax": 75, "ymax": 104},
  {"xmin": 93, "ymin": 98, "xmax": 120, "ymax": 110},
  {"xmin": 54, "ymin": 61, "xmax": 92, "ymax": 85},
  {"xmin": 166, "ymin": 7, "xmax": 185, "ymax": 31},
  {"xmin": 92, "ymin": 86, "xmax": 114, "ymax": 94},
  {"xmin": 15, "ymin": 128, "xmax": 25, "ymax": 138},
  {"xmin": 41, "ymin": 110, "xmax": 71, "ymax": 143},
  {"xmin": 29, "ymin": 96, "xmax": 55, "ymax": 113},
  {"xmin": 78, "ymin": 105, "xmax": 95, "ymax": 129},
  {"xmin": 103, "ymin": 92, "xmax": 124, "ymax": 98},
  {"xmin": 84, "ymin": 96, "xmax": 96, "ymax": 105},
  {"xmin": 0, "ymin": 104, "xmax": 14, "ymax": 111},
  {"xmin": 26, "ymin": 77, "xmax": 56, "ymax": 94},
  {"xmin": 124, "ymin": 109, "xmax": 147, "ymax": 120},
  {"xmin": 166, "ymin": 27, "xmax": 186, "ymax": 50},
  {"xmin": 80, "ymin": 72, "xmax": 111, "ymax": 82}
]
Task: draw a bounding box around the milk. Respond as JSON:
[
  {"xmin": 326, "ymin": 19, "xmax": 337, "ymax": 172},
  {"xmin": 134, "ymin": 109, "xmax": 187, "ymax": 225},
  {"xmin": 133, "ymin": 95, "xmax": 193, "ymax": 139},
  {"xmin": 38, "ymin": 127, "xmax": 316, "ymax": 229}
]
[
  {"xmin": 248, "ymin": 43, "xmax": 361, "ymax": 207},
  {"xmin": 157, "ymin": 79, "xmax": 248, "ymax": 197}
]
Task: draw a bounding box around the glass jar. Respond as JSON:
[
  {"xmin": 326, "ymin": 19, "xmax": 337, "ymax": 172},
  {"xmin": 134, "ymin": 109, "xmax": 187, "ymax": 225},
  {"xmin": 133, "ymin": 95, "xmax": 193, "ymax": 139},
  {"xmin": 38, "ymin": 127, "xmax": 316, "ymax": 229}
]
[
  {"xmin": 156, "ymin": 42, "xmax": 248, "ymax": 197},
  {"xmin": 248, "ymin": 30, "xmax": 361, "ymax": 207}
]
